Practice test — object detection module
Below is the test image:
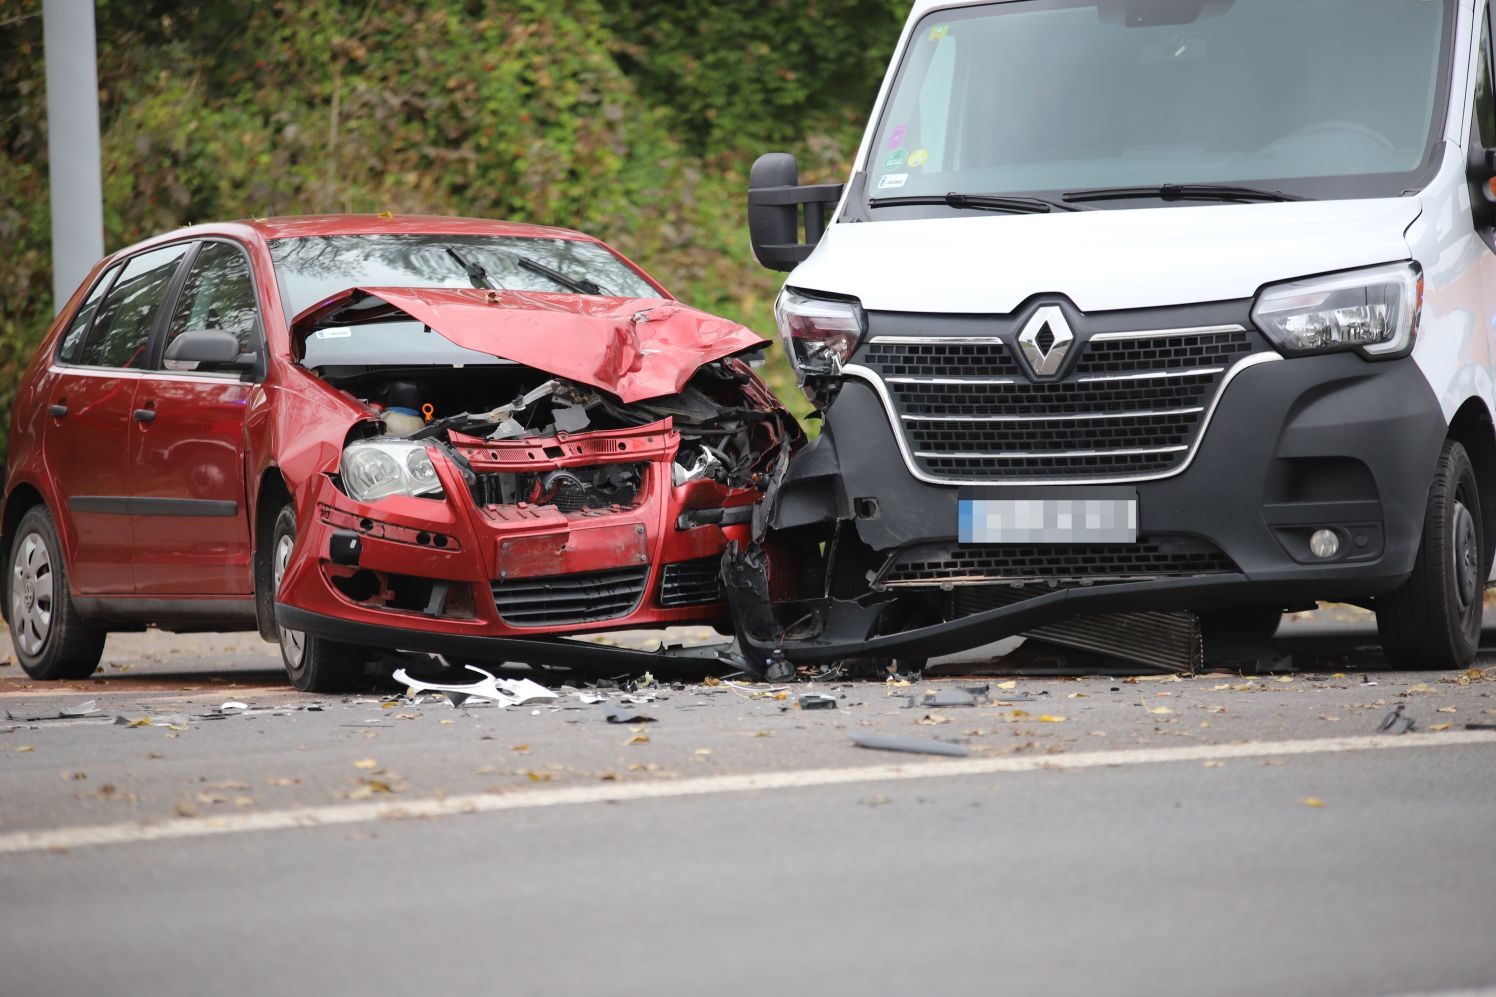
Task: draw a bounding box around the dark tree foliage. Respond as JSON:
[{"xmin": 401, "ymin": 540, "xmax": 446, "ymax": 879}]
[{"xmin": 0, "ymin": 0, "xmax": 908, "ymax": 447}]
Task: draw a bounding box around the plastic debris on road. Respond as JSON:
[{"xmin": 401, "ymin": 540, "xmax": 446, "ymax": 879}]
[
  {"xmin": 391, "ymin": 665, "xmax": 559, "ymax": 708},
  {"xmin": 850, "ymin": 733, "xmax": 969, "ymax": 757}
]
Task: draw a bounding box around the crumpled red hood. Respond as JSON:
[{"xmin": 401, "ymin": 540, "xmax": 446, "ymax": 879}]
[{"xmin": 291, "ymin": 287, "xmax": 766, "ymax": 403}]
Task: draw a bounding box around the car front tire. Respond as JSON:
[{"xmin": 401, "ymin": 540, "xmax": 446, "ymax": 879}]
[
  {"xmin": 270, "ymin": 504, "xmax": 368, "ymax": 692},
  {"xmin": 7, "ymin": 506, "xmax": 106, "ymax": 680},
  {"xmin": 1376, "ymin": 440, "xmax": 1484, "ymax": 670}
]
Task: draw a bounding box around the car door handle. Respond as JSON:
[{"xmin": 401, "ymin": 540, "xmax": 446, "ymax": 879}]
[
  {"xmin": 133, "ymin": 408, "xmax": 156, "ymax": 423},
  {"xmin": 48, "ymin": 403, "xmax": 68, "ymax": 418}
]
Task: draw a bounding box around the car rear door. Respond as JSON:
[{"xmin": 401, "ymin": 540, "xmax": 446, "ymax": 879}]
[
  {"xmin": 42, "ymin": 243, "xmax": 191, "ymax": 595},
  {"xmin": 128, "ymin": 240, "xmax": 261, "ymax": 596}
]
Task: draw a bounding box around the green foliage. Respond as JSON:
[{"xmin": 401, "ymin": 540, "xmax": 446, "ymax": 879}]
[{"xmin": 1, "ymin": 1, "xmax": 907, "ymax": 450}]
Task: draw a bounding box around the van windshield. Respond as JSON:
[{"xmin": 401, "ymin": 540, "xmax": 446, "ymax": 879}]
[{"xmin": 863, "ymin": 0, "xmax": 1453, "ymax": 211}]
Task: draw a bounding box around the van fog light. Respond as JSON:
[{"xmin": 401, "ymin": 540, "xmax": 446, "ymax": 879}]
[{"xmin": 1309, "ymin": 530, "xmax": 1341, "ymax": 560}]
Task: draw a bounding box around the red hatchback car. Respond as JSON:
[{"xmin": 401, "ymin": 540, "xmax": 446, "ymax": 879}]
[{"xmin": 3, "ymin": 215, "xmax": 799, "ymax": 690}]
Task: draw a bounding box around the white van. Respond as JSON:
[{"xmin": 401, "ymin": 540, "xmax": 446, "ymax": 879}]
[{"xmin": 730, "ymin": 0, "xmax": 1496, "ymax": 672}]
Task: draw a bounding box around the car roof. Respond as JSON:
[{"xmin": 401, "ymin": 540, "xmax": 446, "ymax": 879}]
[{"xmin": 113, "ymin": 214, "xmax": 600, "ymax": 259}]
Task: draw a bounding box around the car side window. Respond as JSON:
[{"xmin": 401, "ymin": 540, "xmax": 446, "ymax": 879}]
[
  {"xmin": 56, "ymin": 265, "xmax": 119, "ymax": 364},
  {"xmin": 164, "ymin": 242, "xmax": 261, "ymax": 370},
  {"xmin": 80, "ymin": 244, "xmax": 190, "ymax": 369}
]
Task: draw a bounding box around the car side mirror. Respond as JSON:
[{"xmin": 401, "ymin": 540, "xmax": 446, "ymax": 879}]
[
  {"xmin": 747, "ymin": 152, "xmax": 845, "ymax": 272},
  {"xmin": 164, "ymin": 329, "xmax": 258, "ymax": 374}
]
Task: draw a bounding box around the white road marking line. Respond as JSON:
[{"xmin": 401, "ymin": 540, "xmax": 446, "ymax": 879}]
[{"xmin": 2, "ymin": 730, "xmax": 1493, "ymax": 856}]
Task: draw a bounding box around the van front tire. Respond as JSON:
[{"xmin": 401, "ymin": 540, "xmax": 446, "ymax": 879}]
[
  {"xmin": 271, "ymin": 504, "xmax": 368, "ymax": 692},
  {"xmin": 1376, "ymin": 440, "xmax": 1484, "ymax": 670}
]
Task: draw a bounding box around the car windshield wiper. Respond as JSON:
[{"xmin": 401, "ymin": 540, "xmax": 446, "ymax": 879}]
[
  {"xmin": 446, "ymin": 246, "xmax": 499, "ymax": 290},
  {"xmin": 1062, "ymin": 183, "xmax": 1307, "ymax": 204},
  {"xmin": 869, "ymin": 192, "xmax": 1083, "ymax": 214},
  {"xmin": 512, "ymin": 255, "xmax": 608, "ymax": 296}
]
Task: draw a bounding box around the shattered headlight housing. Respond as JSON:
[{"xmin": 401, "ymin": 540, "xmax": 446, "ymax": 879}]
[
  {"xmin": 341, "ymin": 439, "xmax": 444, "ymax": 502},
  {"xmin": 1252, "ymin": 262, "xmax": 1422, "ymax": 359},
  {"xmin": 775, "ymin": 288, "xmax": 866, "ymax": 382}
]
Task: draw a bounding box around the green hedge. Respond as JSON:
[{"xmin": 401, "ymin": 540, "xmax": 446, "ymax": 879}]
[{"xmin": 0, "ymin": 1, "xmax": 909, "ymax": 453}]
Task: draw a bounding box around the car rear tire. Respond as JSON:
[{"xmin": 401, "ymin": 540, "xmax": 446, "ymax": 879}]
[
  {"xmin": 271, "ymin": 504, "xmax": 368, "ymax": 692},
  {"xmin": 1376, "ymin": 440, "xmax": 1484, "ymax": 670},
  {"xmin": 7, "ymin": 506, "xmax": 106, "ymax": 680}
]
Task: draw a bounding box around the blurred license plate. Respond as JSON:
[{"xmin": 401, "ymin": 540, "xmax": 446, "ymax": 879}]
[{"xmin": 958, "ymin": 490, "xmax": 1138, "ymax": 544}]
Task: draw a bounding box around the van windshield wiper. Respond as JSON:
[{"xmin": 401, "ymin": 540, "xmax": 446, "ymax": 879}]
[
  {"xmin": 1062, "ymin": 183, "xmax": 1307, "ymax": 204},
  {"xmin": 869, "ymin": 192, "xmax": 1083, "ymax": 214}
]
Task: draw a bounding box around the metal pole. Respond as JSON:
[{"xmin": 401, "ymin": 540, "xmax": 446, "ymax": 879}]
[{"xmin": 42, "ymin": 0, "xmax": 105, "ymax": 315}]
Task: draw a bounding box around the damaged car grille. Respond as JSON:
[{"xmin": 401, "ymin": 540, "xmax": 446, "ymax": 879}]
[
  {"xmin": 471, "ymin": 462, "xmax": 647, "ymax": 513},
  {"xmin": 658, "ymin": 557, "xmax": 725, "ymax": 607},
  {"xmin": 490, "ymin": 566, "xmax": 649, "ymax": 627},
  {"xmin": 858, "ymin": 324, "xmax": 1265, "ymax": 483},
  {"xmin": 876, "ymin": 537, "xmax": 1236, "ymax": 588}
]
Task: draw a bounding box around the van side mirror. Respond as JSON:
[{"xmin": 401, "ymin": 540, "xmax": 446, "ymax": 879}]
[
  {"xmin": 164, "ymin": 329, "xmax": 258, "ymax": 374},
  {"xmin": 747, "ymin": 153, "xmax": 846, "ymax": 272}
]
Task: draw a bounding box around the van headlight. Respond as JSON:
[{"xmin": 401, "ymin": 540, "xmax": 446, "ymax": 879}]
[
  {"xmin": 1251, "ymin": 262, "xmax": 1422, "ymax": 359},
  {"xmin": 775, "ymin": 288, "xmax": 866, "ymax": 381},
  {"xmin": 341, "ymin": 440, "xmax": 444, "ymax": 502}
]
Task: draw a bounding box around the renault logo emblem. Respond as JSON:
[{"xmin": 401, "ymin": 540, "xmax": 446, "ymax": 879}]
[{"xmin": 1017, "ymin": 306, "xmax": 1074, "ymax": 379}]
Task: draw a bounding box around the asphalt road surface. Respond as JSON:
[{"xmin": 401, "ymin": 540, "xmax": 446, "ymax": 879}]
[{"xmin": 2, "ymin": 609, "xmax": 1495, "ymax": 997}]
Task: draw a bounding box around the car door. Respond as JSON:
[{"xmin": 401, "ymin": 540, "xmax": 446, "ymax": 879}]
[
  {"xmin": 43, "ymin": 243, "xmax": 191, "ymax": 595},
  {"xmin": 128, "ymin": 240, "xmax": 261, "ymax": 596}
]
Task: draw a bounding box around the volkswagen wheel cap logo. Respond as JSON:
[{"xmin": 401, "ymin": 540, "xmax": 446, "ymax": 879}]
[{"xmin": 1017, "ymin": 305, "xmax": 1074, "ymax": 379}]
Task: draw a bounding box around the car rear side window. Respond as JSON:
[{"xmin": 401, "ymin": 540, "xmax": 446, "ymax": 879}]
[
  {"xmin": 56, "ymin": 265, "xmax": 119, "ymax": 364},
  {"xmin": 165, "ymin": 241, "xmax": 261, "ymax": 366},
  {"xmin": 79, "ymin": 244, "xmax": 189, "ymax": 369}
]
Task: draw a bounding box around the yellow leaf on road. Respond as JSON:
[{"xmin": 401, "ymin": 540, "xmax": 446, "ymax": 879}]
[
  {"xmin": 624, "ymin": 734, "xmax": 650, "ymax": 746},
  {"xmin": 1149, "ymin": 706, "xmax": 1174, "ymax": 715},
  {"xmin": 352, "ymin": 758, "xmax": 379, "ymax": 770},
  {"xmin": 1302, "ymin": 797, "xmax": 1326, "ymax": 808},
  {"xmin": 997, "ymin": 681, "xmax": 1017, "ymax": 690},
  {"xmin": 1038, "ymin": 715, "xmax": 1066, "ymax": 723},
  {"xmin": 1429, "ymin": 723, "xmax": 1453, "ymax": 731},
  {"xmin": 1436, "ymin": 706, "xmax": 1457, "ymax": 714}
]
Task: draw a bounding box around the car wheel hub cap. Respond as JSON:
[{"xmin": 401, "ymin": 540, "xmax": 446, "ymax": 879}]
[
  {"xmin": 1454, "ymin": 500, "xmax": 1479, "ymax": 609},
  {"xmin": 273, "ymin": 534, "xmax": 306, "ymax": 667},
  {"xmin": 10, "ymin": 533, "xmax": 53, "ymax": 657}
]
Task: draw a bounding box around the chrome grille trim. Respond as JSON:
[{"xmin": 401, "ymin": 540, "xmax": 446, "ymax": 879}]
[
  {"xmin": 1088, "ymin": 324, "xmax": 1248, "ymax": 342},
  {"xmin": 901, "ymin": 406, "xmax": 1205, "ymax": 423},
  {"xmin": 912, "ymin": 444, "xmax": 1189, "ymax": 460},
  {"xmin": 843, "ymin": 351, "xmax": 1281, "ymax": 487}
]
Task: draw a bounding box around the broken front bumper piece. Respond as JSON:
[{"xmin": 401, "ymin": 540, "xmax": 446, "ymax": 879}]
[{"xmin": 274, "ymin": 416, "xmax": 758, "ymax": 666}]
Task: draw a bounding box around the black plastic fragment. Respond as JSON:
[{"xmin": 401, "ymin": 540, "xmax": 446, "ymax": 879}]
[
  {"xmin": 799, "ymin": 693, "xmax": 837, "ymax": 710},
  {"xmin": 1376, "ymin": 703, "xmax": 1415, "ymax": 735},
  {"xmin": 850, "ymin": 733, "xmax": 969, "ymax": 757}
]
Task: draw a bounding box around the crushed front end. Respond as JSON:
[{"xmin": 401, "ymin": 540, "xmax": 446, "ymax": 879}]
[
  {"xmin": 726, "ymin": 292, "xmax": 1446, "ymax": 670},
  {"xmin": 274, "ymin": 287, "xmax": 800, "ymax": 665}
]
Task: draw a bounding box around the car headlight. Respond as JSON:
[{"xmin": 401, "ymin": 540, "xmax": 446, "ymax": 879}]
[
  {"xmin": 775, "ymin": 288, "xmax": 866, "ymax": 382},
  {"xmin": 341, "ymin": 439, "xmax": 444, "ymax": 502},
  {"xmin": 1251, "ymin": 262, "xmax": 1422, "ymax": 359}
]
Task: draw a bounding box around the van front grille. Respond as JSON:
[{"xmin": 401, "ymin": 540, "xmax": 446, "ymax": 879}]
[
  {"xmin": 859, "ymin": 324, "xmax": 1265, "ymax": 483},
  {"xmin": 877, "ymin": 538, "xmax": 1236, "ymax": 588}
]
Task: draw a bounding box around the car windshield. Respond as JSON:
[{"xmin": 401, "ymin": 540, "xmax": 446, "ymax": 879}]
[
  {"xmin": 269, "ymin": 233, "xmax": 662, "ymax": 369},
  {"xmin": 863, "ymin": 0, "xmax": 1452, "ymax": 211}
]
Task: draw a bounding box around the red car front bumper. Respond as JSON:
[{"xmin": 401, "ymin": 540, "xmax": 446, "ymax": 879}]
[{"xmin": 274, "ymin": 418, "xmax": 754, "ymax": 662}]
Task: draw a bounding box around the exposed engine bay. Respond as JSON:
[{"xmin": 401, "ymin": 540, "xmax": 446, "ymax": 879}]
[{"xmin": 327, "ymin": 353, "xmax": 787, "ymax": 512}]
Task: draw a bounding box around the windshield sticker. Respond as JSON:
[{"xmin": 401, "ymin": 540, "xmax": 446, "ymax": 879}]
[
  {"xmin": 928, "ymin": 24, "xmax": 949, "ymax": 42},
  {"xmin": 907, "ymin": 148, "xmax": 929, "ymax": 169},
  {"xmin": 884, "ymin": 148, "xmax": 909, "ymax": 170},
  {"xmin": 887, "ymin": 124, "xmax": 907, "ymax": 150},
  {"xmin": 315, "ymin": 328, "xmax": 353, "ymax": 339},
  {"xmin": 877, "ymin": 173, "xmax": 909, "ymax": 190}
]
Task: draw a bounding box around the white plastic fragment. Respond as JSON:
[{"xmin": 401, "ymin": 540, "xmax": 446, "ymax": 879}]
[
  {"xmin": 391, "ymin": 665, "xmax": 559, "ymax": 708},
  {"xmin": 219, "ymin": 701, "xmax": 249, "ymax": 711}
]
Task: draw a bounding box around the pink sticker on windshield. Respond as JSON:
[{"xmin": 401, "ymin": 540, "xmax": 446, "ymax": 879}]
[{"xmin": 888, "ymin": 125, "xmax": 907, "ymax": 150}]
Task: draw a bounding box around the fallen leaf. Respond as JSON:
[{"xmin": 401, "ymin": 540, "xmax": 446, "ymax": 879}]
[
  {"xmin": 769, "ymin": 691, "xmax": 789, "ymax": 701},
  {"xmin": 1088, "ymin": 730, "xmax": 1107, "ymax": 736},
  {"xmin": 15, "ymin": 745, "xmax": 34, "ymax": 752},
  {"xmin": 195, "ymin": 791, "xmax": 227, "ymax": 805},
  {"xmin": 1405, "ymin": 683, "xmax": 1437, "ymax": 694},
  {"xmin": 752, "ymin": 731, "xmax": 772, "ymax": 738},
  {"xmin": 347, "ymin": 779, "xmax": 393, "ymax": 799},
  {"xmin": 1011, "ymin": 709, "xmax": 1030, "ymax": 719},
  {"xmin": 524, "ymin": 771, "xmax": 553, "ymax": 782},
  {"xmin": 1149, "ymin": 706, "xmax": 1174, "ymax": 715},
  {"xmin": 1066, "ymin": 692, "xmax": 1085, "ymax": 699},
  {"xmin": 1318, "ymin": 715, "xmax": 1341, "ymax": 723},
  {"xmin": 511, "ymin": 744, "xmax": 530, "ymax": 753},
  {"xmin": 395, "ymin": 713, "xmax": 419, "ymax": 720},
  {"xmin": 61, "ymin": 771, "xmax": 86, "ymax": 781},
  {"xmin": 173, "ymin": 801, "xmax": 198, "ymax": 818},
  {"xmin": 1302, "ymin": 797, "xmax": 1326, "ymax": 808},
  {"xmin": 264, "ymin": 776, "xmax": 298, "ymax": 786},
  {"xmin": 1213, "ymin": 684, "xmax": 1232, "ymax": 691},
  {"xmin": 1429, "ymin": 723, "xmax": 1453, "ymax": 732},
  {"xmin": 996, "ymin": 680, "xmax": 1017, "ymax": 690},
  {"xmin": 1275, "ymin": 676, "xmax": 1294, "ymax": 684},
  {"xmin": 694, "ymin": 748, "xmax": 712, "ymax": 756},
  {"xmin": 380, "ymin": 701, "xmax": 399, "ymax": 710},
  {"xmin": 1038, "ymin": 715, "xmax": 1066, "ymax": 723},
  {"xmin": 624, "ymin": 734, "xmax": 650, "ymax": 746},
  {"xmin": 233, "ymin": 796, "xmax": 255, "ymax": 807},
  {"xmin": 439, "ymin": 719, "xmax": 454, "ymax": 726},
  {"xmin": 1437, "ymin": 706, "xmax": 1457, "ymax": 714},
  {"xmin": 1202, "ymin": 760, "xmax": 1225, "ymax": 768},
  {"xmin": 1232, "ymin": 684, "xmax": 1254, "ymax": 692},
  {"xmin": 352, "ymin": 758, "xmax": 379, "ymax": 770},
  {"xmin": 703, "ymin": 676, "xmax": 722, "ymax": 687},
  {"xmin": 126, "ymin": 717, "xmax": 152, "ymax": 728}
]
